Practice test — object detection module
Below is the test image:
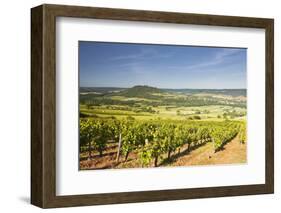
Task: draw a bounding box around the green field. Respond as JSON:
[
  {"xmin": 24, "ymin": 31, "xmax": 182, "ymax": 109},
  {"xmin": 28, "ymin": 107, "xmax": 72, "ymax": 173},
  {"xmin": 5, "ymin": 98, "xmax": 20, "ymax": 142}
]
[
  {"xmin": 80, "ymin": 85, "xmax": 246, "ymax": 122},
  {"xmin": 80, "ymin": 104, "xmax": 246, "ymax": 121}
]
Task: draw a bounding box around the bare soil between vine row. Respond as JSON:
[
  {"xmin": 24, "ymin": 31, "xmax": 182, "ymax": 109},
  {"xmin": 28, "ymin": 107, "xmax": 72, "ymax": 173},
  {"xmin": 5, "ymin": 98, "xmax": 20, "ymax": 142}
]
[{"xmin": 79, "ymin": 136, "xmax": 247, "ymax": 170}]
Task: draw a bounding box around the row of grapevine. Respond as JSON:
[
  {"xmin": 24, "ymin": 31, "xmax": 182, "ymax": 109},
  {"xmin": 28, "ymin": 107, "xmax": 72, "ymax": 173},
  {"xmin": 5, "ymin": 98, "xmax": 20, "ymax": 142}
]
[
  {"xmin": 80, "ymin": 119, "xmax": 119, "ymax": 158},
  {"xmin": 138, "ymin": 123, "xmax": 212, "ymax": 167},
  {"xmin": 80, "ymin": 118, "xmax": 245, "ymax": 166},
  {"xmin": 239, "ymin": 123, "xmax": 246, "ymax": 144},
  {"xmin": 211, "ymin": 122, "xmax": 240, "ymax": 152}
]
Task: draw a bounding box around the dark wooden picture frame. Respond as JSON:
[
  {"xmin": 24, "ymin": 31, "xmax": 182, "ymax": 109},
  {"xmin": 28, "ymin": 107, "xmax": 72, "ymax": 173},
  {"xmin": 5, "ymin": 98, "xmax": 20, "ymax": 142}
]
[{"xmin": 31, "ymin": 4, "xmax": 274, "ymax": 208}]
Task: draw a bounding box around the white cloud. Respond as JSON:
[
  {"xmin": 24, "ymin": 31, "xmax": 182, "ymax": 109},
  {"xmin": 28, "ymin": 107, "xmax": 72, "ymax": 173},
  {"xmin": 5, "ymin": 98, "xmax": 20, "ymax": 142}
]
[
  {"xmin": 110, "ymin": 46, "xmax": 174, "ymax": 61},
  {"xmin": 167, "ymin": 48, "xmax": 244, "ymax": 72}
]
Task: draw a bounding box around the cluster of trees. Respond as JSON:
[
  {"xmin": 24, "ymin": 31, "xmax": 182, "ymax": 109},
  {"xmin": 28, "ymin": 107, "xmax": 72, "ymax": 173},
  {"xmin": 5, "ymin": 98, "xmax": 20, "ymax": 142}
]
[
  {"xmin": 222, "ymin": 109, "xmax": 246, "ymax": 119},
  {"xmin": 132, "ymin": 106, "xmax": 158, "ymax": 114},
  {"xmin": 102, "ymin": 105, "xmax": 158, "ymax": 114},
  {"xmin": 80, "ymin": 118, "xmax": 245, "ymax": 167},
  {"xmin": 80, "ymin": 98, "xmax": 138, "ymax": 107}
]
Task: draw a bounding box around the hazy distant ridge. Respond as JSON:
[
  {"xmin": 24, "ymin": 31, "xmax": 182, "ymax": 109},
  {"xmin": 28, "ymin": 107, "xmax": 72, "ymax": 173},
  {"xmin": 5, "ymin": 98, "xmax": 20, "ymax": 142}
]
[{"xmin": 80, "ymin": 85, "xmax": 246, "ymax": 97}]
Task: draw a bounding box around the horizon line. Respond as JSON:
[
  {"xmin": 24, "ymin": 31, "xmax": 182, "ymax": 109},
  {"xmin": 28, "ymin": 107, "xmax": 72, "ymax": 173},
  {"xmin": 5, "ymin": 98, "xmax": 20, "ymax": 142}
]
[{"xmin": 80, "ymin": 86, "xmax": 246, "ymax": 90}]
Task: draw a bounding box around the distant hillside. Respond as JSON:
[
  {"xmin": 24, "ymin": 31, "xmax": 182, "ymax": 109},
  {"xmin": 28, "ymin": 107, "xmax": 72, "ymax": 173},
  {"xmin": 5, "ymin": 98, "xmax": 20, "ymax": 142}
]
[
  {"xmin": 164, "ymin": 89, "xmax": 246, "ymax": 97},
  {"xmin": 80, "ymin": 86, "xmax": 246, "ymax": 97},
  {"xmin": 118, "ymin": 85, "xmax": 163, "ymax": 98},
  {"xmin": 80, "ymin": 87, "xmax": 125, "ymax": 94},
  {"xmin": 80, "ymin": 86, "xmax": 246, "ymax": 108}
]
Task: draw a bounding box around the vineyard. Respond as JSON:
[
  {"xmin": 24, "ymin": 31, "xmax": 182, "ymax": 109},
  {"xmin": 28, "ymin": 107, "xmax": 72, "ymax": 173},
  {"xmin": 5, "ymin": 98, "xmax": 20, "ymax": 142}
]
[
  {"xmin": 80, "ymin": 118, "xmax": 246, "ymax": 169},
  {"xmin": 78, "ymin": 43, "xmax": 248, "ymax": 169}
]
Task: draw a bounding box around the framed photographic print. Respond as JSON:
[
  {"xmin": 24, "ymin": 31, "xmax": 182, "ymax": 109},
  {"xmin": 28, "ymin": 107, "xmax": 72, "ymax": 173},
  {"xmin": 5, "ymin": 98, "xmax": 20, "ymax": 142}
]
[{"xmin": 31, "ymin": 4, "xmax": 274, "ymax": 208}]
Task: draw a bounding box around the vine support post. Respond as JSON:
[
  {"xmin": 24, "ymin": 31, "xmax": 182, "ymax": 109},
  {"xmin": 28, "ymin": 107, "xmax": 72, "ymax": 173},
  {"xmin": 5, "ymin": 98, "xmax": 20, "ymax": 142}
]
[
  {"xmin": 116, "ymin": 133, "xmax": 122, "ymax": 163},
  {"xmin": 145, "ymin": 139, "xmax": 148, "ymax": 145},
  {"xmin": 88, "ymin": 141, "xmax": 92, "ymax": 160},
  {"xmin": 154, "ymin": 156, "xmax": 158, "ymax": 167}
]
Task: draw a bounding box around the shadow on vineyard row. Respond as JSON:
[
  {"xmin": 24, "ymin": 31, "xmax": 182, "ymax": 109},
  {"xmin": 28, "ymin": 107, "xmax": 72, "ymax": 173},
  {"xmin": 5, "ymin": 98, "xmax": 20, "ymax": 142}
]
[
  {"xmin": 79, "ymin": 136, "xmax": 245, "ymax": 170},
  {"xmin": 79, "ymin": 119, "xmax": 246, "ymax": 170},
  {"xmin": 80, "ymin": 139, "xmax": 210, "ymax": 169}
]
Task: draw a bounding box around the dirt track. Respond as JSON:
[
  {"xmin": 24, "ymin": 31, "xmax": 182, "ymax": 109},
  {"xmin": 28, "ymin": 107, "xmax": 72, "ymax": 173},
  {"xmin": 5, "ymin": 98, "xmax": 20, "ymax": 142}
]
[{"xmin": 166, "ymin": 136, "xmax": 247, "ymax": 167}]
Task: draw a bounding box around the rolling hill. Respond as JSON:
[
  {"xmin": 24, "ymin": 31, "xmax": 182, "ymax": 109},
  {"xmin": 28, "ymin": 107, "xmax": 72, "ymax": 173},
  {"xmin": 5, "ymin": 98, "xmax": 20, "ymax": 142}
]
[{"xmin": 117, "ymin": 85, "xmax": 163, "ymax": 98}]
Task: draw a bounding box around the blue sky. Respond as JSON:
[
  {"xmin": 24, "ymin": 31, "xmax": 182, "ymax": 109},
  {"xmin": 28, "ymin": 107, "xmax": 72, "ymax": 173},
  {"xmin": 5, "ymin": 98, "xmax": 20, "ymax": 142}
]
[{"xmin": 79, "ymin": 41, "xmax": 246, "ymax": 89}]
